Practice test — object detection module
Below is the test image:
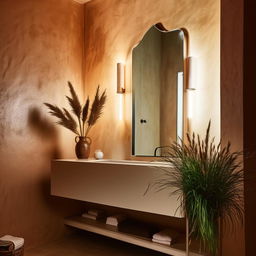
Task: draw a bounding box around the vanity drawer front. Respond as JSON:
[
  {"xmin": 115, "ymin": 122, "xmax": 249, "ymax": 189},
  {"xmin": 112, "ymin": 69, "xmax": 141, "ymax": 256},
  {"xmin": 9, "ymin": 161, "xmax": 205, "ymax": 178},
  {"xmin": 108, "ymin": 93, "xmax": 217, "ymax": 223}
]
[{"xmin": 51, "ymin": 160, "xmax": 183, "ymax": 217}]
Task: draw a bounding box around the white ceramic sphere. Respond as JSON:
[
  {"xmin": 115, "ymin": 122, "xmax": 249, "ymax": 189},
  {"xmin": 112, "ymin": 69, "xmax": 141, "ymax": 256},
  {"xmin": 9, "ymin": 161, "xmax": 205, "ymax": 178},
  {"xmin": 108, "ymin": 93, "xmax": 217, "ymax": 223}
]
[{"xmin": 94, "ymin": 150, "xmax": 104, "ymax": 159}]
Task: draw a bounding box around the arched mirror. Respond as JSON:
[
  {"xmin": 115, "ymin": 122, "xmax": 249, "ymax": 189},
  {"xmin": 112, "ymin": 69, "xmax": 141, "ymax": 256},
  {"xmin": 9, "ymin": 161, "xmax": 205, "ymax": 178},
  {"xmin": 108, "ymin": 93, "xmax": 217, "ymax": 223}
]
[{"xmin": 132, "ymin": 25, "xmax": 186, "ymax": 157}]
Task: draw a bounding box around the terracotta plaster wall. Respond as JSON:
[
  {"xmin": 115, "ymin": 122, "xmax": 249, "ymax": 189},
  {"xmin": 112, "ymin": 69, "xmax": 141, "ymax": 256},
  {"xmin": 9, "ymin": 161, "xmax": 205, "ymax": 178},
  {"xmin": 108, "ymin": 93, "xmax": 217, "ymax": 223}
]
[
  {"xmin": 0, "ymin": 0, "xmax": 85, "ymax": 248},
  {"xmin": 221, "ymin": 0, "xmax": 256, "ymax": 255},
  {"xmin": 221, "ymin": 0, "xmax": 245, "ymax": 255},
  {"xmin": 84, "ymin": 0, "xmax": 220, "ymax": 159}
]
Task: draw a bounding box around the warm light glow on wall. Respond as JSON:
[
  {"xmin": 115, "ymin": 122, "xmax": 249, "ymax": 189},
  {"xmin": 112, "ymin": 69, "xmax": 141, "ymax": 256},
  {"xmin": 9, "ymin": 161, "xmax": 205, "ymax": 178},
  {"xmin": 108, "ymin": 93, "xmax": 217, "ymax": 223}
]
[
  {"xmin": 187, "ymin": 90, "xmax": 195, "ymax": 119},
  {"xmin": 118, "ymin": 94, "xmax": 124, "ymax": 121},
  {"xmin": 117, "ymin": 63, "xmax": 125, "ymax": 94}
]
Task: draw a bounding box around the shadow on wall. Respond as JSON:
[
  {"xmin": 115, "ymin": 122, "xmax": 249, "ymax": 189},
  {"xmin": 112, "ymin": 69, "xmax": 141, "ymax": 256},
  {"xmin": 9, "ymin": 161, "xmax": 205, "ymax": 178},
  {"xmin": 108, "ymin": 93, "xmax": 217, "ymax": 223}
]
[
  {"xmin": 28, "ymin": 107, "xmax": 60, "ymax": 159},
  {"xmin": 28, "ymin": 106, "xmax": 60, "ymax": 205},
  {"xmin": 28, "ymin": 106, "xmax": 85, "ymax": 216}
]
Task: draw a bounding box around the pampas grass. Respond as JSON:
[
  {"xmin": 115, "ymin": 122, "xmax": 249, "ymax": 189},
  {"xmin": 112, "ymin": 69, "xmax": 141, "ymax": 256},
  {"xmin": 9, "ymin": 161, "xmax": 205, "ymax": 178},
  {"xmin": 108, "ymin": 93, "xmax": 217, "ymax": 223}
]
[{"xmin": 44, "ymin": 82, "xmax": 106, "ymax": 137}]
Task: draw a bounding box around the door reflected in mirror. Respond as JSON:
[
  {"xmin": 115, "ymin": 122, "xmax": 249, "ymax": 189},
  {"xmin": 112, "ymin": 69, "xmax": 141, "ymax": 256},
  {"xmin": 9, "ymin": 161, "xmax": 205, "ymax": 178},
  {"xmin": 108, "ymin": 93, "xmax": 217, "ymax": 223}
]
[{"xmin": 132, "ymin": 25, "xmax": 185, "ymax": 156}]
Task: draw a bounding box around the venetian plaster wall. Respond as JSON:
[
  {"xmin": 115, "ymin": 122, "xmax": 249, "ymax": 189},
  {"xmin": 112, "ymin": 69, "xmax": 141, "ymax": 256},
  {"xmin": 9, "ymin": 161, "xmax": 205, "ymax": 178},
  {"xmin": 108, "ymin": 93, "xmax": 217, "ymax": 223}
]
[
  {"xmin": 221, "ymin": 0, "xmax": 245, "ymax": 255},
  {"xmin": 0, "ymin": 0, "xmax": 85, "ymax": 249},
  {"xmin": 221, "ymin": 0, "xmax": 256, "ymax": 255},
  {"xmin": 83, "ymin": 0, "xmax": 220, "ymax": 160}
]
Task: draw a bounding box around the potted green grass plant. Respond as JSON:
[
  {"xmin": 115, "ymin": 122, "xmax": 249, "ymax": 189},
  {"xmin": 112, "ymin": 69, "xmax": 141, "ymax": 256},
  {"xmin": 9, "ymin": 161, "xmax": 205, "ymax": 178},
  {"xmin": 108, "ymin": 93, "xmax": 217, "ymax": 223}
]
[
  {"xmin": 154, "ymin": 122, "xmax": 243, "ymax": 255},
  {"xmin": 44, "ymin": 82, "xmax": 106, "ymax": 159}
]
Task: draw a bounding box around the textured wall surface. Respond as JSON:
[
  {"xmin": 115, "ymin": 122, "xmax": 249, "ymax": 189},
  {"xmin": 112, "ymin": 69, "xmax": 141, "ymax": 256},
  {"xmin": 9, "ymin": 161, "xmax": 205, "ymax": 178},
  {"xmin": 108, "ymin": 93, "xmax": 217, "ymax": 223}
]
[
  {"xmin": 243, "ymin": 1, "xmax": 256, "ymax": 255},
  {"xmin": 0, "ymin": 0, "xmax": 85, "ymax": 249},
  {"xmin": 221, "ymin": 0, "xmax": 245, "ymax": 255},
  {"xmin": 221, "ymin": 0, "xmax": 256, "ymax": 255},
  {"xmin": 83, "ymin": 0, "xmax": 220, "ymax": 160}
]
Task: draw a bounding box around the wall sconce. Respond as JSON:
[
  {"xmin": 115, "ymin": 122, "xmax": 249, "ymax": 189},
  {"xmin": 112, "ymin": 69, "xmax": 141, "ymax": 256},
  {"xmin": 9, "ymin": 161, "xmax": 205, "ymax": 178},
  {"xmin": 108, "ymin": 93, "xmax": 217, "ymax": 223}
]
[
  {"xmin": 117, "ymin": 63, "xmax": 125, "ymax": 93},
  {"xmin": 186, "ymin": 57, "xmax": 197, "ymax": 90}
]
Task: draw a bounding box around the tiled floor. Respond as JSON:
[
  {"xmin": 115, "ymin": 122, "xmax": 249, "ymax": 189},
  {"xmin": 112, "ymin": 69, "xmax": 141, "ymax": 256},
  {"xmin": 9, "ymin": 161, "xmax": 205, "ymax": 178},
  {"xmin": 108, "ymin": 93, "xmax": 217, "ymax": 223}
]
[{"xmin": 25, "ymin": 231, "xmax": 167, "ymax": 256}]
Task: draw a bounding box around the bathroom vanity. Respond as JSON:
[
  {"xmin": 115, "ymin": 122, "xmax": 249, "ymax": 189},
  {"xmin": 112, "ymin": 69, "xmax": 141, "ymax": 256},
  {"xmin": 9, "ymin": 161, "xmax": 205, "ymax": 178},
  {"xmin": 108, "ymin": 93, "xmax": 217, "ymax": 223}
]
[{"xmin": 51, "ymin": 159, "xmax": 204, "ymax": 256}]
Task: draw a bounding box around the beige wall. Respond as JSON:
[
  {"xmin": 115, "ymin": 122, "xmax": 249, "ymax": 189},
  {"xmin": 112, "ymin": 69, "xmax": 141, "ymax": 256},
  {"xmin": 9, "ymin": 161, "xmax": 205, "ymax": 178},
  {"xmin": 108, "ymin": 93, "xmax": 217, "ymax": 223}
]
[
  {"xmin": 0, "ymin": 0, "xmax": 85, "ymax": 249},
  {"xmin": 84, "ymin": 0, "xmax": 220, "ymax": 160}
]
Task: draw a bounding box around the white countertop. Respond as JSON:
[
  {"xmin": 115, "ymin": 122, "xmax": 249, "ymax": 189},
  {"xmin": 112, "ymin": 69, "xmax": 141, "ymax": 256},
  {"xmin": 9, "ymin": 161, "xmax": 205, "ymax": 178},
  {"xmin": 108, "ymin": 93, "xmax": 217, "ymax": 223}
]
[{"xmin": 53, "ymin": 159, "xmax": 172, "ymax": 167}]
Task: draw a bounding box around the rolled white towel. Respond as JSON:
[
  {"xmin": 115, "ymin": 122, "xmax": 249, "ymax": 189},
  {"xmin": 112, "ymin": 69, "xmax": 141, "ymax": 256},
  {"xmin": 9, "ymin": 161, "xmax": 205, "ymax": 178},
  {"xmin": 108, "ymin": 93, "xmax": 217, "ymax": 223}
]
[
  {"xmin": 152, "ymin": 238, "xmax": 171, "ymax": 246},
  {"xmin": 106, "ymin": 215, "xmax": 126, "ymax": 226},
  {"xmin": 0, "ymin": 235, "xmax": 24, "ymax": 250},
  {"xmin": 152, "ymin": 229, "xmax": 179, "ymax": 243}
]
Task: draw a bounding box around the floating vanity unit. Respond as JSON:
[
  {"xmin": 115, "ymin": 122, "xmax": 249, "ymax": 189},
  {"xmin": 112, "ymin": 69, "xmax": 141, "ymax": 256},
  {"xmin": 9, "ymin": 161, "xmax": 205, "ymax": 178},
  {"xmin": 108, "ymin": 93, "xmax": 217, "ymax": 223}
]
[
  {"xmin": 51, "ymin": 159, "xmax": 204, "ymax": 256},
  {"xmin": 51, "ymin": 159, "xmax": 182, "ymax": 217}
]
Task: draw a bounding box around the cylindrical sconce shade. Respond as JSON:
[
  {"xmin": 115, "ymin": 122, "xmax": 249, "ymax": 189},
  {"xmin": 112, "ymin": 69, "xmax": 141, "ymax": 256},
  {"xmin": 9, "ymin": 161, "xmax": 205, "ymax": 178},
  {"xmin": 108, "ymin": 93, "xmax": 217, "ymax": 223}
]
[
  {"xmin": 117, "ymin": 63, "xmax": 125, "ymax": 93},
  {"xmin": 186, "ymin": 57, "xmax": 197, "ymax": 90}
]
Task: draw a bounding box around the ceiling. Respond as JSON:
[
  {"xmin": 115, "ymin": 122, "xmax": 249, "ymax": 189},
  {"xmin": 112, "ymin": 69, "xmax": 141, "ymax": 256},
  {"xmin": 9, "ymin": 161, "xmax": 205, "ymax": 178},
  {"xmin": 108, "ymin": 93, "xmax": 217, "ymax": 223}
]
[{"xmin": 73, "ymin": 0, "xmax": 91, "ymax": 3}]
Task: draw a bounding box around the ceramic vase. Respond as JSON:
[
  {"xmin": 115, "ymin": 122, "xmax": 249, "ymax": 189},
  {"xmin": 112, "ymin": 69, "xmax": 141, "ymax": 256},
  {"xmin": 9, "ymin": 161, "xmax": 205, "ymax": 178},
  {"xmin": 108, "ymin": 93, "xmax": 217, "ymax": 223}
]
[{"xmin": 75, "ymin": 136, "xmax": 92, "ymax": 159}]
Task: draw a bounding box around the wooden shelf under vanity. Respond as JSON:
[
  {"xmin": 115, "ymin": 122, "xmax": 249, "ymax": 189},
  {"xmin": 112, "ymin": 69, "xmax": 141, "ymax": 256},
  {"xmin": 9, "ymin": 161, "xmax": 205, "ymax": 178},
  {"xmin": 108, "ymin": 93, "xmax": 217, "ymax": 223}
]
[{"xmin": 64, "ymin": 216, "xmax": 204, "ymax": 256}]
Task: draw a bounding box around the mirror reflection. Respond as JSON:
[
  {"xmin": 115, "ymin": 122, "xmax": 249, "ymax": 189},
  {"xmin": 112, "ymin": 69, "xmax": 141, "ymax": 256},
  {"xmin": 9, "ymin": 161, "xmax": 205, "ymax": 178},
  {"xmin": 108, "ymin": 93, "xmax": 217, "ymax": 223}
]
[{"xmin": 132, "ymin": 25, "xmax": 185, "ymax": 156}]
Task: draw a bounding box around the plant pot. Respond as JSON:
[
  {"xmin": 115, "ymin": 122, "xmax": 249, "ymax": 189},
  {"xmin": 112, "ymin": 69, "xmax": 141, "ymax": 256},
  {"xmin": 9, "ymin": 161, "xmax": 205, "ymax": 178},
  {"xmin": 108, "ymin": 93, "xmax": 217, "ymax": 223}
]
[{"xmin": 75, "ymin": 136, "xmax": 92, "ymax": 159}]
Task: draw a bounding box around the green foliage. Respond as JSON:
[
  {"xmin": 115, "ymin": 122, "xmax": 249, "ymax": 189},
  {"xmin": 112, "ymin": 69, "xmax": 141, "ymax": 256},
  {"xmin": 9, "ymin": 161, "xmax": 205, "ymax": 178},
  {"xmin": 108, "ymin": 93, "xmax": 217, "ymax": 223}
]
[
  {"xmin": 44, "ymin": 82, "xmax": 106, "ymax": 137},
  {"xmin": 155, "ymin": 122, "xmax": 243, "ymax": 255}
]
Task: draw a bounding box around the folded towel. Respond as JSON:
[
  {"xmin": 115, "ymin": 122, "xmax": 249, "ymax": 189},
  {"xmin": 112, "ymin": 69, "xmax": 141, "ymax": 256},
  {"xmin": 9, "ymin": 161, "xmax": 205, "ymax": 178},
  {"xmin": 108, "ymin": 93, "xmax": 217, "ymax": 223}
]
[
  {"xmin": 152, "ymin": 238, "xmax": 171, "ymax": 246},
  {"xmin": 106, "ymin": 215, "xmax": 126, "ymax": 226},
  {"xmin": 82, "ymin": 209, "xmax": 105, "ymax": 220},
  {"xmin": 82, "ymin": 213, "xmax": 99, "ymax": 220},
  {"xmin": 0, "ymin": 235, "xmax": 24, "ymax": 250},
  {"xmin": 88, "ymin": 209, "xmax": 104, "ymax": 217},
  {"xmin": 152, "ymin": 229, "xmax": 179, "ymax": 243}
]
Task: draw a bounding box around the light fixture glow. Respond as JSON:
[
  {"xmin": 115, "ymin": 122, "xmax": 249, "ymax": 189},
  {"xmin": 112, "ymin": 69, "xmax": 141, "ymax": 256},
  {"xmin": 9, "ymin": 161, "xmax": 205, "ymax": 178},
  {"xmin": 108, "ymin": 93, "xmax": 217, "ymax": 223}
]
[{"xmin": 117, "ymin": 63, "xmax": 125, "ymax": 94}]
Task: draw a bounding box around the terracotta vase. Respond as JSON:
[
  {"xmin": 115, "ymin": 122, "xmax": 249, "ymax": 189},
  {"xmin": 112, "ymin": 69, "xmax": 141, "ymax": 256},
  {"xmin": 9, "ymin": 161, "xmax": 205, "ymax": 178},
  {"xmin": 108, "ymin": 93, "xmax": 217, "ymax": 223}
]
[{"xmin": 75, "ymin": 136, "xmax": 92, "ymax": 159}]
